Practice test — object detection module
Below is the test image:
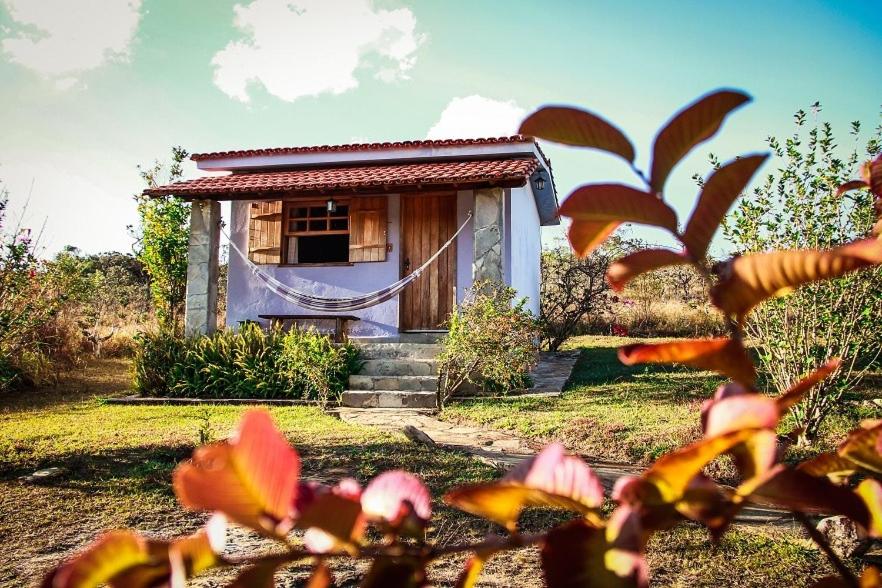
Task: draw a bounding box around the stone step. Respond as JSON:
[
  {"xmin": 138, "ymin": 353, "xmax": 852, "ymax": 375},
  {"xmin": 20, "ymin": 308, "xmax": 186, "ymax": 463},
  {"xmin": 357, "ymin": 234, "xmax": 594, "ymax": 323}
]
[
  {"xmin": 341, "ymin": 390, "xmax": 437, "ymax": 409},
  {"xmin": 359, "ymin": 359, "xmax": 438, "ymax": 376},
  {"xmin": 347, "ymin": 374, "xmax": 439, "ymax": 392},
  {"xmin": 356, "ymin": 343, "xmax": 441, "ymax": 360}
]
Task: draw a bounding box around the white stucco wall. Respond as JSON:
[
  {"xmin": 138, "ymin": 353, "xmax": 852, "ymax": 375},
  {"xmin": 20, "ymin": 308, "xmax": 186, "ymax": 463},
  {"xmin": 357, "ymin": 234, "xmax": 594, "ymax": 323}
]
[
  {"xmin": 507, "ymin": 185, "xmax": 542, "ymax": 316},
  {"xmin": 228, "ymin": 192, "xmax": 482, "ymax": 336}
]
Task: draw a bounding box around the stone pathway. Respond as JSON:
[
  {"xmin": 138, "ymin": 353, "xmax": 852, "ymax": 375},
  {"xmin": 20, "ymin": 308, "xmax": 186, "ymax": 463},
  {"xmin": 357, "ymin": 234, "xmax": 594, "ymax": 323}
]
[{"xmin": 337, "ymin": 408, "xmax": 797, "ymax": 527}]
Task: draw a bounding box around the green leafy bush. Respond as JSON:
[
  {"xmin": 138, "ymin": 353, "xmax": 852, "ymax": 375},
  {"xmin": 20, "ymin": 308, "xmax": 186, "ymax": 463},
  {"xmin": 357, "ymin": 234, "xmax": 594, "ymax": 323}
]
[
  {"xmin": 438, "ymin": 281, "xmax": 538, "ymax": 404},
  {"xmin": 132, "ymin": 324, "xmax": 359, "ymax": 405}
]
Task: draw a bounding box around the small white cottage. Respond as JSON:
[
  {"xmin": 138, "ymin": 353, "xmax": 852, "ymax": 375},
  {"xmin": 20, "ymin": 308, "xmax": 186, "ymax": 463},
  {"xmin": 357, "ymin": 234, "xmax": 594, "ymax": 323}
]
[{"xmin": 146, "ymin": 136, "xmax": 559, "ymax": 339}]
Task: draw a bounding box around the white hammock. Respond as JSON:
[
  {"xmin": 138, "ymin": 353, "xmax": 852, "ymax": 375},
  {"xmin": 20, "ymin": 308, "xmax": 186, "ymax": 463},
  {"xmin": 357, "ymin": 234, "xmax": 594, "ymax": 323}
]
[{"xmin": 227, "ymin": 212, "xmax": 471, "ymax": 312}]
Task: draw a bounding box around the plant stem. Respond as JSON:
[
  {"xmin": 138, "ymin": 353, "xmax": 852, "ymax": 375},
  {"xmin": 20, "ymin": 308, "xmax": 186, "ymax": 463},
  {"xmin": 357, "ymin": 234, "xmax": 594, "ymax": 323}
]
[{"xmin": 794, "ymin": 512, "xmax": 859, "ymax": 588}]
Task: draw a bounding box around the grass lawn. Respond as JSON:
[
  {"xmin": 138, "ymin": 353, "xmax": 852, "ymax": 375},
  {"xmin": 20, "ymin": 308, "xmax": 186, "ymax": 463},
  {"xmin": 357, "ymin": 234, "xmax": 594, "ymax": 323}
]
[
  {"xmin": 0, "ymin": 357, "xmax": 845, "ymax": 586},
  {"xmin": 442, "ymin": 335, "xmax": 882, "ymax": 467}
]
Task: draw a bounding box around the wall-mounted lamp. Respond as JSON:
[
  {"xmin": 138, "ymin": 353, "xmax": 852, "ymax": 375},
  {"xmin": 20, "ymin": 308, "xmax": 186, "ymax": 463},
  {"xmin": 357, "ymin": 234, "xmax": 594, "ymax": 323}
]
[
  {"xmin": 326, "ymin": 198, "xmax": 337, "ymax": 213},
  {"xmin": 534, "ymin": 173, "xmax": 546, "ymax": 192}
]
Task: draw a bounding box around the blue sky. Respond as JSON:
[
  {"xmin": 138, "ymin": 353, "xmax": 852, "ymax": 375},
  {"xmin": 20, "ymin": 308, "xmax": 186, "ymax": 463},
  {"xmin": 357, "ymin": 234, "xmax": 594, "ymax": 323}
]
[{"xmin": 1, "ymin": 0, "xmax": 879, "ymax": 255}]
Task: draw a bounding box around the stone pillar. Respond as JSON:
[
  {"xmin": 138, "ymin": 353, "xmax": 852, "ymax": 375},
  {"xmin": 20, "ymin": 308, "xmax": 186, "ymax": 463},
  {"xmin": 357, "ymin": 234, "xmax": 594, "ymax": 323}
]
[
  {"xmin": 472, "ymin": 187, "xmax": 504, "ymax": 284},
  {"xmin": 185, "ymin": 199, "xmax": 221, "ymax": 336}
]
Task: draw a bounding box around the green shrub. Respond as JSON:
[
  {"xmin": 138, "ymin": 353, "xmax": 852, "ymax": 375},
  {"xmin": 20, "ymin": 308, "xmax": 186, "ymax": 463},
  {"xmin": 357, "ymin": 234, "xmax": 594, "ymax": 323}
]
[
  {"xmin": 132, "ymin": 324, "xmax": 359, "ymax": 405},
  {"xmin": 438, "ymin": 281, "xmax": 538, "ymax": 405}
]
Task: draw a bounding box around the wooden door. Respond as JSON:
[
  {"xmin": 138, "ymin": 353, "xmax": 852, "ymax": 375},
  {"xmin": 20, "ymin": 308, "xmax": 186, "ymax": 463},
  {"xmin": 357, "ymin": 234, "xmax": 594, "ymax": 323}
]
[{"xmin": 400, "ymin": 192, "xmax": 457, "ymax": 331}]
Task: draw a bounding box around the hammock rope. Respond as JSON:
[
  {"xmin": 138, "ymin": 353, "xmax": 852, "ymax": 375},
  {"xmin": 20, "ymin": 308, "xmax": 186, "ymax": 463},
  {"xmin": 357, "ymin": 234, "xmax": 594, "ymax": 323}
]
[{"xmin": 226, "ymin": 211, "xmax": 472, "ymax": 312}]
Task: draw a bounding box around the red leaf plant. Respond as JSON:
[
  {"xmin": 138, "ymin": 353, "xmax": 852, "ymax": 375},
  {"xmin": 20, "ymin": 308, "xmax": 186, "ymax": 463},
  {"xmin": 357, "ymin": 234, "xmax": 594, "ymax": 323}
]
[{"xmin": 44, "ymin": 92, "xmax": 882, "ymax": 587}]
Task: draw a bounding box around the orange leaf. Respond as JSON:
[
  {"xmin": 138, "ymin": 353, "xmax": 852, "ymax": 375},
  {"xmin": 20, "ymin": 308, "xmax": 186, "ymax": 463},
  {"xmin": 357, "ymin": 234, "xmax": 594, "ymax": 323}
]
[
  {"xmin": 560, "ymin": 184, "xmax": 678, "ymax": 232},
  {"xmin": 606, "ymin": 249, "xmax": 690, "ymax": 292},
  {"xmin": 776, "ymin": 358, "xmax": 841, "ymax": 411},
  {"xmin": 173, "ymin": 410, "xmax": 301, "ymax": 537},
  {"xmin": 711, "ymin": 239, "xmax": 882, "ymax": 319},
  {"xmin": 645, "ymin": 429, "xmax": 757, "ymax": 501},
  {"xmin": 857, "ymin": 479, "xmax": 882, "ymax": 538},
  {"xmin": 519, "ymin": 105, "xmax": 636, "ymax": 163},
  {"xmin": 682, "ymin": 154, "xmax": 769, "ymax": 256},
  {"xmin": 837, "ymin": 179, "xmax": 870, "ymax": 196},
  {"xmin": 838, "ymin": 422, "xmax": 882, "ymax": 475},
  {"xmin": 568, "ymin": 220, "xmax": 619, "ymax": 257},
  {"xmin": 42, "ymin": 531, "xmax": 152, "ymax": 588},
  {"xmin": 361, "ymin": 556, "xmax": 426, "ymax": 588},
  {"xmin": 649, "ymin": 89, "xmax": 751, "ymax": 194},
  {"xmin": 454, "ymin": 549, "xmax": 495, "ymax": 588},
  {"xmin": 864, "ymin": 154, "xmax": 882, "ymax": 199},
  {"xmin": 297, "ymin": 493, "xmax": 365, "ymax": 549},
  {"xmin": 229, "ymin": 562, "xmax": 281, "ymax": 588},
  {"xmin": 797, "ymin": 452, "xmax": 858, "ymax": 485},
  {"xmin": 306, "ymin": 561, "xmax": 334, "ymax": 588},
  {"xmin": 43, "ymin": 521, "xmax": 226, "ymax": 588},
  {"xmin": 618, "ymin": 338, "xmax": 756, "ymax": 385},
  {"xmin": 540, "ymin": 513, "xmax": 648, "ymax": 588},
  {"xmin": 739, "ymin": 465, "xmax": 870, "ymax": 528},
  {"xmin": 445, "ymin": 443, "xmax": 604, "ymax": 531}
]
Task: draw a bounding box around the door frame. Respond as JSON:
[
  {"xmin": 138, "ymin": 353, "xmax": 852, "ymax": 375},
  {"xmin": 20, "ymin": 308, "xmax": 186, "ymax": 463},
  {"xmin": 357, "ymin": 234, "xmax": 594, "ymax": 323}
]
[{"xmin": 399, "ymin": 192, "xmax": 457, "ymax": 332}]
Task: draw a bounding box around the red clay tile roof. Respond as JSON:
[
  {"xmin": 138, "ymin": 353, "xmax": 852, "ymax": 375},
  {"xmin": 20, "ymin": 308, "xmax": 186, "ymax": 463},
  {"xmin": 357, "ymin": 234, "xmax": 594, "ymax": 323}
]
[
  {"xmin": 145, "ymin": 157, "xmax": 540, "ymax": 198},
  {"xmin": 190, "ymin": 135, "xmax": 538, "ymax": 161}
]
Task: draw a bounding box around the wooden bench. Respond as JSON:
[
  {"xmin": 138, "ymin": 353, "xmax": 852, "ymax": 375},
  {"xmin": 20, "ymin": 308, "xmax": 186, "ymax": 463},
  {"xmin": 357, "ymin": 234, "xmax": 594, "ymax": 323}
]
[{"xmin": 257, "ymin": 314, "xmax": 360, "ymax": 343}]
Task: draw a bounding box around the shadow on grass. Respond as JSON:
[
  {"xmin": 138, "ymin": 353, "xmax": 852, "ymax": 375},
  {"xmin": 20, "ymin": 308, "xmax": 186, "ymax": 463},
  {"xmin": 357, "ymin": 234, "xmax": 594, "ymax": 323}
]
[
  {"xmin": 0, "ymin": 359, "xmax": 132, "ymax": 414},
  {"xmin": 3, "ymin": 438, "xmax": 501, "ymax": 501}
]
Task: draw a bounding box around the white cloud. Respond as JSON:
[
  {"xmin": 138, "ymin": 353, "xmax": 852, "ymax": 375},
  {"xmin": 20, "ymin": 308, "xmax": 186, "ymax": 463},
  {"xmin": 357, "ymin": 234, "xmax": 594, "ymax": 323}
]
[
  {"xmin": 212, "ymin": 0, "xmax": 425, "ymax": 103},
  {"xmin": 0, "ymin": 0, "xmax": 142, "ymax": 84},
  {"xmin": 426, "ymin": 95, "xmax": 526, "ymax": 139}
]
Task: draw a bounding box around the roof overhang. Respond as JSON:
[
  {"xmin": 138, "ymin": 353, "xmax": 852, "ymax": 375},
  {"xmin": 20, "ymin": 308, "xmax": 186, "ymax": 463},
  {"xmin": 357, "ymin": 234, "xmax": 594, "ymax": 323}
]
[{"xmin": 147, "ymin": 137, "xmax": 560, "ymax": 225}]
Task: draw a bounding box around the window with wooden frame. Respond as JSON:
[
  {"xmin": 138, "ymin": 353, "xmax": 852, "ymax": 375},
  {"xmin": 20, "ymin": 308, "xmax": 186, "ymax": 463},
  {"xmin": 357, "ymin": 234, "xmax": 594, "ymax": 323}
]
[{"xmin": 282, "ymin": 200, "xmax": 351, "ymax": 264}]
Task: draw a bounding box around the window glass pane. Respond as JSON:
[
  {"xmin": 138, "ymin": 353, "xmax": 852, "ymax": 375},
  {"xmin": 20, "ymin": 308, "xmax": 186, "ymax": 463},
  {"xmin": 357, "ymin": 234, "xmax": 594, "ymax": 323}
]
[
  {"xmin": 309, "ymin": 219, "xmax": 326, "ymax": 231},
  {"xmin": 309, "ymin": 206, "xmax": 326, "ymax": 217},
  {"xmin": 295, "ymin": 220, "xmax": 308, "ymax": 232},
  {"xmin": 336, "ymin": 205, "xmax": 349, "ymax": 216},
  {"xmin": 287, "ymin": 221, "xmax": 298, "ymax": 232},
  {"xmin": 330, "ymin": 218, "xmax": 348, "ymax": 231},
  {"xmin": 293, "ymin": 206, "xmax": 308, "ymax": 218},
  {"xmin": 296, "ymin": 234, "xmax": 349, "ymax": 263}
]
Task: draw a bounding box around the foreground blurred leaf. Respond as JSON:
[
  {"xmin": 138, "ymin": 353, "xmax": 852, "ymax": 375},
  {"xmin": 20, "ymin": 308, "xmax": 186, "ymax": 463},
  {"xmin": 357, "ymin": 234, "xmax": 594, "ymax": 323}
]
[
  {"xmin": 618, "ymin": 338, "xmax": 756, "ymax": 386},
  {"xmin": 682, "ymin": 154, "xmax": 769, "ymax": 257},
  {"xmin": 361, "ymin": 556, "xmax": 426, "ymax": 588},
  {"xmin": 559, "ymin": 184, "xmax": 678, "ymax": 232},
  {"xmin": 519, "ymin": 106, "xmax": 635, "ymax": 163},
  {"xmin": 361, "ymin": 471, "xmax": 432, "ymax": 535},
  {"xmin": 540, "ymin": 509, "xmax": 648, "ymax": 588},
  {"xmin": 710, "ymin": 239, "xmax": 882, "ymax": 320},
  {"xmin": 856, "ymin": 479, "xmax": 882, "ymax": 538},
  {"xmin": 43, "ymin": 520, "xmax": 226, "ymax": 588},
  {"xmin": 839, "ymin": 422, "xmax": 882, "ymax": 475},
  {"xmin": 568, "ymin": 220, "xmax": 619, "ymax": 257},
  {"xmin": 606, "ymin": 249, "xmax": 689, "ymax": 291},
  {"xmin": 173, "ymin": 410, "xmax": 300, "ymax": 537},
  {"xmin": 739, "ymin": 466, "xmax": 870, "ymax": 528},
  {"xmin": 649, "ymin": 89, "xmax": 751, "ymax": 194},
  {"xmin": 445, "ymin": 443, "xmax": 604, "ymax": 531},
  {"xmin": 776, "ymin": 359, "xmax": 842, "ymax": 410},
  {"xmin": 454, "ymin": 549, "xmax": 495, "ymax": 588},
  {"xmin": 42, "ymin": 531, "xmax": 151, "ymax": 588},
  {"xmin": 645, "ymin": 429, "xmax": 757, "ymax": 501},
  {"xmin": 797, "ymin": 452, "xmax": 859, "ymax": 483}
]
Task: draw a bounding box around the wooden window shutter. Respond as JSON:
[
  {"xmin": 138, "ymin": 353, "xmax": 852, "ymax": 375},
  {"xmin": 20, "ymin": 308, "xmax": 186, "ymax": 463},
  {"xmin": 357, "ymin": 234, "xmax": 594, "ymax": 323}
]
[
  {"xmin": 349, "ymin": 196, "xmax": 388, "ymax": 262},
  {"xmin": 248, "ymin": 200, "xmax": 282, "ymax": 264}
]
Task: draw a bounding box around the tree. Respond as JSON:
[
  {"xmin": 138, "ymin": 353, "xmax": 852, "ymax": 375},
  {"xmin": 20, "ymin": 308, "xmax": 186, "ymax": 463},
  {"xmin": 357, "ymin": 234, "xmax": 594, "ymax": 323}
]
[
  {"xmin": 539, "ymin": 238, "xmax": 619, "ymax": 350},
  {"xmin": 131, "ymin": 147, "xmax": 190, "ymax": 334},
  {"xmin": 723, "ymin": 105, "xmax": 882, "ymax": 443}
]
